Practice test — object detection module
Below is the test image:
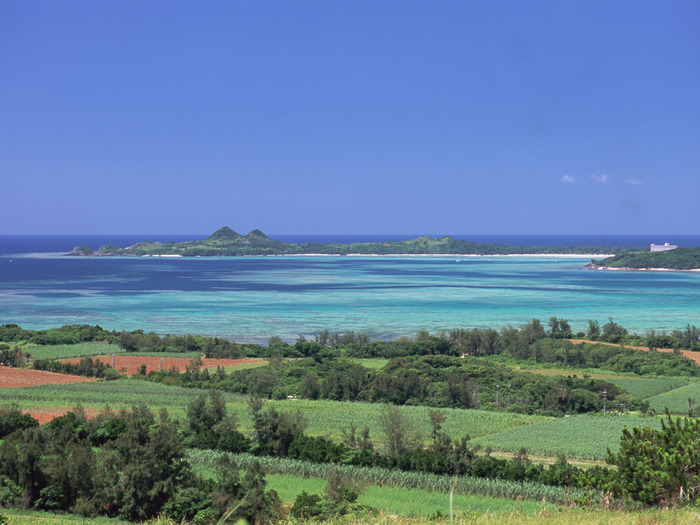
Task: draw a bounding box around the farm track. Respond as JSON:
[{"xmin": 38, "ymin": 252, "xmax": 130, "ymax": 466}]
[{"xmin": 570, "ymin": 339, "xmax": 700, "ymax": 365}]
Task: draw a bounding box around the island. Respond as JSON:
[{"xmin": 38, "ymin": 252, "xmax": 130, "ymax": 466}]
[
  {"xmin": 590, "ymin": 247, "xmax": 700, "ymax": 271},
  {"xmin": 66, "ymin": 227, "xmax": 644, "ymax": 257}
]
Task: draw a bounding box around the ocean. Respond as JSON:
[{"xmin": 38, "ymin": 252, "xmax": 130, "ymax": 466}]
[{"xmin": 1, "ymin": 234, "xmax": 699, "ymax": 342}]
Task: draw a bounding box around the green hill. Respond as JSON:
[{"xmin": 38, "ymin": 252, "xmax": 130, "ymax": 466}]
[
  {"xmin": 67, "ymin": 227, "xmax": 642, "ymax": 257},
  {"xmin": 591, "ymin": 247, "xmax": 700, "ymax": 270}
]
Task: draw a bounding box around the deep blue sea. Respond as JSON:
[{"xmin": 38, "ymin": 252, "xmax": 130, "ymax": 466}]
[{"xmin": 1, "ymin": 234, "xmax": 699, "ymax": 342}]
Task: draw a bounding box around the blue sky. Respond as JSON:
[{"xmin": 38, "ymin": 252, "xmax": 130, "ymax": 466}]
[{"xmin": 1, "ymin": 1, "xmax": 698, "ymax": 235}]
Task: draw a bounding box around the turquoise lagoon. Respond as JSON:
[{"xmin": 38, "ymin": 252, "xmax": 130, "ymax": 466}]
[{"xmin": 1, "ymin": 253, "xmax": 699, "ymax": 342}]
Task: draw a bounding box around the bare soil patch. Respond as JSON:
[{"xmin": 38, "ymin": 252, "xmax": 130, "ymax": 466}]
[
  {"xmin": 26, "ymin": 407, "xmax": 101, "ymax": 425},
  {"xmin": 0, "ymin": 366, "xmax": 96, "ymax": 388},
  {"xmin": 60, "ymin": 356, "xmax": 266, "ymax": 376}
]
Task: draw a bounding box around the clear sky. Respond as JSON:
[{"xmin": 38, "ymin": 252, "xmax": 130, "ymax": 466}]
[{"xmin": 1, "ymin": 1, "xmax": 698, "ymax": 235}]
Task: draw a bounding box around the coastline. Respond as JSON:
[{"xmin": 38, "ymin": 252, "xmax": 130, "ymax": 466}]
[
  {"xmin": 66, "ymin": 252, "xmax": 611, "ymax": 259},
  {"xmin": 590, "ymin": 265, "xmax": 700, "ymax": 273}
]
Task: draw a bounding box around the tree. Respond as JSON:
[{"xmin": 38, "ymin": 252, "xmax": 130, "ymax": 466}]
[
  {"xmin": 249, "ymin": 397, "xmax": 307, "ymax": 457},
  {"xmin": 602, "ymin": 317, "xmax": 627, "ymax": 343},
  {"xmin": 587, "ymin": 320, "xmax": 601, "ymax": 340},
  {"xmin": 608, "ymin": 415, "xmax": 700, "ymax": 506},
  {"xmin": 378, "ymin": 404, "xmax": 419, "ymax": 457}
]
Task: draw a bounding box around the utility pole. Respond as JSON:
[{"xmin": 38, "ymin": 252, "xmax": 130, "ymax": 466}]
[
  {"xmin": 602, "ymin": 390, "xmax": 607, "ymax": 416},
  {"xmin": 496, "ymin": 384, "xmax": 500, "ymax": 410}
]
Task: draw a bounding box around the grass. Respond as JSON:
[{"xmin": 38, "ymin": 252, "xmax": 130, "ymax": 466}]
[
  {"xmin": 188, "ymin": 450, "xmax": 582, "ymax": 504},
  {"xmin": 0, "ymin": 380, "xmax": 546, "ymax": 445},
  {"xmin": 266, "ymin": 473, "xmax": 548, "ymax": 516},
  {"xmin": 25, "ymin": 342, "xmax": 123, "ymax": 360},
  {"xmin": 0, "ymin": 379, "xmax": 207, "ymax": 418},
  {"xmin": 221, "ymin": 360, "xmax": 268, "ymax": 372},
  {"xmin": 1, "ymin": 509, "xmax": 129, "ymax": 524},
  {"xmin": 606, "ymin": 377, "xmax": 690, "ymax": 399},
  {"xmin": 647, "ymin": 380, "xmax": 700, "ymax": 415},
  {"xmin": 513, "ymin": 366, "xmax": 631, "ymax": 380},
  {"xmin": 352, "ymin": 358, "xmax": 391, "ymax": 369},
  {"xmin": 472, "ymin": 414, "xmax": 664, "ymax": 460},
  {"xmin": 223, "ymin": 398, "xmax": 548, "ymax": 444},
  {"xmin": 5, "ymin": 506, "xmax": 700, "ymax": 525}
]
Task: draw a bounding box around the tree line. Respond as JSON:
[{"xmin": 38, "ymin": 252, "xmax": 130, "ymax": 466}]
[{"xmin": 3, "ymin": 318, "xmax": 699, "ymax": 355}]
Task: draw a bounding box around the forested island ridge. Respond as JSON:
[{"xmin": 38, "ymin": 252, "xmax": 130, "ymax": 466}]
[
  {"xmin": 590, "ymin": 247, "xmax": 700, "ymax": 271},
  {"xmin": 67, "ymin": 227, "xmax": 637, "ymax": 257}
]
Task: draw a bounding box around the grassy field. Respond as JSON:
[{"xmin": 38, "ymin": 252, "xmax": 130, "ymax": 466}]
[
  {"xmin": 606, "ymin": 377, "xmax": 691, "ymax": 399},
  {"xmin": 220, "ymin": 360, "xmax": 269, "ymax": 372},
  {"xmin": 266, "ymin": 473, "xmax": 548, "ymax": 517},
  {"xmin": 0, "ymin": 380, "xmax": 204, "ymax": 418},
  {"xmin": 25, "ymin": 342, "xmax": 124, "ymax": 359},
  {"xmin": 352, "ymin": 358, "xmax": 391, "ymax": 369},
  {"xmin": 223, "ymin": 397, "xmax": 548, "ymax": 444},
  {"xmin": 24, "ymin": 343, "xmax": 210, "ymax": 361},
  {"xmin": 513, "ymin": 366, "xmax": 630, "ymax": 380},
  {"xmin": 0, "ymin": 379, "xmax": 548, "ymax": 445},
  {"xmin": 472, "ymin": 414, "xmax": 663, "ymax": 460},
  {"xmin": 646, "ymin": 380, "xmax": 700, "ymax": 414},
  {"xmin": 188, "ymin": 450, "xmax": 581, "ymax": 504}
]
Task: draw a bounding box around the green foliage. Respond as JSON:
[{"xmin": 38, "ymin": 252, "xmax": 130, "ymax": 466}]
[
  {"xmin": 189, "ymin": 450, "xmax": 588, "ymax": 505},
  {"xmin": 150, "ymin": 352, "xmax": 636, "ymax": 416},
  {"xmin": 608, "ymin": 416, "xmax": 700, "ymax": 506},
  {"xmin": 0, "ymin": 345, "xmax": 29, "ymax": 367},
  {"xmin": 0, "ymin": 404, "xmax": 39, "ymax": 437},
  {"xmin": 249, "ymin": 397, "xmax": 308, "ymax": 457},
  {"xmin": 33, "ymin": 357, "xmax": 122, "ymax": 379},
  {"xmin": 184, "ymin": 390, "xmax": 252, "ymax": 453},
  {"xmin": 0, "ymin": 405, "xmax": 281, "ymax": 523},
  {"xmin": 71, "ymin": 227, "xmax": 641, "ymax": 257},
  {"xmin": 595, "ymin": 247, "xmax": 700, "ymax": 271}
]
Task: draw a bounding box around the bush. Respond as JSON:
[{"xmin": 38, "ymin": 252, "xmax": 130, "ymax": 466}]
[
  {"xmin": 0, "ymin": 405, "xmax": 39, "ymax": 438},
  {"xmin": 608, "ymin": 415, "xmax": 700, "ymax": 506}
]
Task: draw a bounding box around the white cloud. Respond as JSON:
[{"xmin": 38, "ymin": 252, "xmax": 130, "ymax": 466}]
[
  {"xmin": 591, "ymin": 174, "xmax": 609, "ymax": 184},
  {"xmin": 561, "ymin": 175, "xmax": 575, "ymax": 184},
  {"xmin": 625, "ymin": 178, "xmax": 644, "ymax": 185}
]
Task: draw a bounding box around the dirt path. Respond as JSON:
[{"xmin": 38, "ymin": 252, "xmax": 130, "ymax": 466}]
[{"xmin": 570, "ymin": 339, "xmax": 700, "ymax": 365}]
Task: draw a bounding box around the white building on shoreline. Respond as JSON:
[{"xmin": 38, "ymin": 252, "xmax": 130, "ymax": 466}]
[{"xmin": 650, "ymin": 242, "xmax": 678, "ymax": 252}]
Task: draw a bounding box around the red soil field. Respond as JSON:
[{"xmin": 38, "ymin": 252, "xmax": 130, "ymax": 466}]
[
  {"xmin": 25, "ymin": 407, "xmax": 101, "ymax": 425},
  {"xmin": 61, "ymin": 356, "xmax": 266, "ymax": 376},
  {"xmin": 0, "ymin": 366, "xmax": 96, "ymax": 388}
]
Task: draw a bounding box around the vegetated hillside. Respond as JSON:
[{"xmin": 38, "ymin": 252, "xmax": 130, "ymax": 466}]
[
  {"xmin": 67, "ymin": 226, "xmax": 641, "ymax": 256},
  {"xmin": 591, "ymin": 247, "xmax": 700, "ymax": 270}
]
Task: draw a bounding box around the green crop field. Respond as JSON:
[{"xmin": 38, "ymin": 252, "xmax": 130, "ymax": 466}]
[
  {"xmin": 221, "ymin": 360, "xmax": 269, "ymax": 372},
  {"xmin": 223, "ymin": 397, "xmax": 548, "ymax": 444},
  {"xmin": 188, "ymin": 450, "xmax": 581, "ymax": 505},
  {"xmin": 472, "ymin": 414, "xmax": 664, "ymax": 460},
  {"xmin": 0, "ymin": 380, "xmax": 206, "ymax": 418},
  {"xmin": 0, "ymin": 379, "xmax": 546, "ymax": 445},
  {"xmin": 25, "ymin": 342, "xmax": 124, "ymax": 360},
  {"xmin": 265, "ymin": 473, "xmax": 548, "ymax": 517},
  {"xmin": 646, "ymin": 380, "xmax": 700, "ymax": 414},
  {"xmin": 606, "ymin": 377, "xmax": 690, "ymax": 399}
]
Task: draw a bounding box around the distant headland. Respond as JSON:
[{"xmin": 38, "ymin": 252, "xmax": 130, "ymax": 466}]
[
  {"xmin": 589, "ymin": 247, "xmax": 700, "ymax": 271},
  {"xmin": 66, "ymin": 227, "xmax": 641, "ymax": 257}
]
